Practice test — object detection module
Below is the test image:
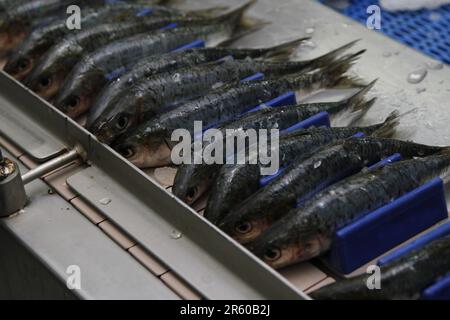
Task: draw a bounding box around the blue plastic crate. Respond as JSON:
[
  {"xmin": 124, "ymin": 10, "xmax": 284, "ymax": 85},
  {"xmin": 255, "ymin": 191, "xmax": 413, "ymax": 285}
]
[{"xmin": 320, "ymin": 0, "xmax": 450, "ymax": 64}]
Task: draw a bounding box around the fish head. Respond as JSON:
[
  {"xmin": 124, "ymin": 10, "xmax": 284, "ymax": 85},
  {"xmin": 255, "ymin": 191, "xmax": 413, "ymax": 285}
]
[
  {"xmin": 114, "ymin": 130, "xmax": 172, "ymax": 168},
  {"xmin": 172, "ymin": 165, "xmax": 212, "ymax": 205},
  {"xmin": 26, "ymin": 68, "xmax": 66, "ymax": 100},
  {"xmin": 218, "ymin": 206, "xmax": 273, "ymax": 244},
  {"xmin": 248, "ymin": 217, "xmax": 329, "ymax": 269},
  {"xmin": 56, "ymin": 68, "xmax": 104, "ymax": 118},
  {"xmin": 93, "ymin": 110, "xmax": 138, "ymax": 144},
  {"xmin": 0, "ymin": 21, "xmax": 27, "ymax": 56},
  {"xmin": 3, "ymin": 53, "xmax": 36, "ymax": 80}
]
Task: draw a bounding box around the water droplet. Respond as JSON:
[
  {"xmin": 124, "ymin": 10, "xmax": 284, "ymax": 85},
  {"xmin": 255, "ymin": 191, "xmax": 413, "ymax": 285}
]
[
  {"xmin": 426, "ymin": 60, "xmax": 444, "ymax": 70},
  {"xmin": 99, "ymin": 198, "xmax": 111, "ymax": 205},
  {"xmin": 425, "ymin": 121, "xmax": 433, "ymax": 129},
  {"xmin": 382, "ymin": 52, "xmax": 392, "ymax": 58},
  {"xmin": 305, "ymin": 27, "xmax": 315, "ymax": 34},
  {"xmin": 416, "ymin": 87, "xmax": 426, "ymax": 94},
  {"xmin": 407, "ymin": 68, "xmax": 427, "ymax": 84},
  {"xmin": 314, "ymin": 161, "xmax": 322, "ymax": 169},
  {"xmin": 172, "ymin": 73, "xmax": 181, "ymax": 82},
  {"xmin": 301, "ymin": 40, "xmax": 317, "ymax": 49},
  {"xmin": 170, "ymin": 230, "xmax": 182, "ymax": 239}
]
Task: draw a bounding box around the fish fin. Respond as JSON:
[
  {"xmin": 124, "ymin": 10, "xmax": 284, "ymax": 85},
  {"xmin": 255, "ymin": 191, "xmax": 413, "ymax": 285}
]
[
  {"xmin": 259, "ymin": 37, "xmax": 310, "ymax": 60},
  {"xmin": 305, "ymin": 39, "xmax": 361, "ymax": 69},
  {"xmin": 319, "ymin": 49, "xmax": 366, "ymax": 87},
  {"xmin": 347, "ymin": 98, "xmax": 377, "ymax": 126},
  {"xmin": 372, "ymin": 110, "xmax": 401, "ymax": 138},
  {"xmin": 345, "ymin": 79, "xmax": 377, "ymax": 111},
  {"xmin": 216, "ymin": 0, "xmax": 268, "ymax": 47}
]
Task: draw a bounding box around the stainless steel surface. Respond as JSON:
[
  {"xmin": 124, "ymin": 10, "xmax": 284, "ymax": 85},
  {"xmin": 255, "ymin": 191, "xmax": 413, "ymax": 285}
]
[
  {"xmin": 0, "ymin": 150, "xmax": 179, "ymax": 300},
  {"xmin": 0, "ymin": 41, "xmax": 305, "ymax": 301},
  {"xmin": 0, "ymin": 0, "xmax": 448, "ymax": 299},
  {"xmin": 0, "ymin": 77, "xmax": 66, "ymax": 162},
  {"xmin": 21, "ymin": 149, "xmax": 79, "ymax": 184}
]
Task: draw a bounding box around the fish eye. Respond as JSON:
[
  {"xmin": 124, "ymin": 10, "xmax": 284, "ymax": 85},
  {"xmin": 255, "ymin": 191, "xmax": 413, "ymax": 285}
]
[
  {"xmin": 235, "ymin": 221, "xmax": 252, "ymax": 234},
  {"xmin": 118, "ymin": 145, "xmax": 135, "ymax": 159},
  {"xmin": 38, "ymin": 76, "xmax": 51, "ymax": 88},
  {"xmin": 66, "ymin": 96, "xmax": 80, "ymax": 110},
  {"xmin": 17, "ymin": 58, "xmax": 30, "ymax": 71},
  {"xmin": 263, "ymin": 248, "xmax": 281, "ymax": 261},
  {"xmin": 115, "ymin": 114, "xmax": 129, "ymax": 130},
  {"xmin": 186, "ymin": 187, "xmax": 197, "ymax": 202}
]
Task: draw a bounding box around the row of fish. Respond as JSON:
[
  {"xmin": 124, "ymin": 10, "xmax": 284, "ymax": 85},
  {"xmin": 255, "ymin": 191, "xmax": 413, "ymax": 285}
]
[{"xmin": 2, "ymin": 0, "xmax": 449, "ymax": 300}]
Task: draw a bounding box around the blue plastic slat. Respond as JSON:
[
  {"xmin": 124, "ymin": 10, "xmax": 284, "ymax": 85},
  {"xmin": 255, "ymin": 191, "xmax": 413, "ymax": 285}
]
[
  {"xmin": 327, "ymin": 177, "xmax": 448, "ymax": 274},
  {"xmin": 173, "ymin": 39, "xmax": 205, "ymax": 52},
  {"xmin": 280, "ymin": 111, "xmax": 330, "ymax": 135},
  {"xmin": 352, "ymin": 132, "xmax": 366, "ymax": 138},
  {"xmin": 422, "ymin": 274, "xmax": 450, "ymax": 300},
  {"xmin": 259, "ymin": 111, "xmax": 332, "ymax": 187},
  {"xmin": 246, "ymin": 91, "xmax": 297, "ymax": 114},
  {"xmin": 319, "ymin": 0, "xmax": 450, "ymax": 64},
  {"xmin": 105, "ymin": 66, "xmax": 127, "ymax": 81},
  {"xmin": 259, "ymin": 166, "xmax": 286, "ymax": 187},
  {"xmin": 136, "ymin": 7, "xmax": 153, "ymax": 17},
  {"xmin": 378, "ymin": 221, "xmax": 450, "ymax": 266},
  {"xmin": 241, "ymin": 72, "xmax": 265, "ymax": 82},
  {"xmin": 368, "ymin": 153, "xmax": 403, "ymax": 170},
  {"xmin": 159, "ymin": 22, "xmax": 178, "ymax": 31}
]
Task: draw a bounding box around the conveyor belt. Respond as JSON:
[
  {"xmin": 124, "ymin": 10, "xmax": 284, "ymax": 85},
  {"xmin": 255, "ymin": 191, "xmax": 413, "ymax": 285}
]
[{"xmin": 0, "ymin": 0, "xmax": 449, "ymax": 299}]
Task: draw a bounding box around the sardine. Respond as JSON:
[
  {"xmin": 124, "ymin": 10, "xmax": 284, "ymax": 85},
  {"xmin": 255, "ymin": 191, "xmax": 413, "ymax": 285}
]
[
  {"xmin": 87, "ymin": 37, "xmax": 309, "ymax": 128},
  {"xmin": 311, "ymin": 234, "xmax": 450, "ymax": 300},
  {"xmin": 4, "ymin": 3, "xmax": 204, "ymax": 80},
  {"xmin": 0, "ymin": 0, "xmax": 78, "ymax": 56},
  {"xmin": 249, "ymin": 151, "xmax": 450, "ymax": 269},
  {"xmin": 104, "ymin": 47, "xmax": 362, "ymax": 154},
  {"xmin": 54, "ymin": 2, "xmax": 263, "ymax": 118},
  {"xmin": 220, "ymin": 136, "xmax": 448, "ymax": 244},
  {"xmin": 113, "ymin": 51, "xmax": 363, "ymax": 168},
  {"xmin": 26, "ymin": 0, "xmax": 257, "ymax": 100},
  {"xmin": 173, "ymin": 81, "xmax": 376, "ymax": 205}
]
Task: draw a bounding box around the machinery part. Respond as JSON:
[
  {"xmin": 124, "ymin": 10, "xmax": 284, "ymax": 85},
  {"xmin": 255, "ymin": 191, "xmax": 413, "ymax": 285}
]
[
  {"xmin": 0, "ymin": 148, "xmax": 27, "ymax": 217},
  {"xmin": 21, "ymin": 149, "xmax": 79, "ymax": 184}
]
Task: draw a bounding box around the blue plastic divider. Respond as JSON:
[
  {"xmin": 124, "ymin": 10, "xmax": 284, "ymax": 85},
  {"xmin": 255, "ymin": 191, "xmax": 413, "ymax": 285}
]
[
  {"xmin": 136, "ymin": 7, "xmax": 153, "ymax": 17},
  {"xmin": 280, "ymin": 111, "xmax": 330, "ymax": 135},
  {"xmin": 368, "ymin": 153, "xmax": 403, "ymax": 170},
  {"xmin": 259, "ymin": 166, "xmax": 286, "ymax": 187},
  {"xmin": 159, "ymin": 22, "xmax": 178, "ymax": 31},
  {"xmin": 423, "ymin": 274, "xmax": 450, "ymax": 300},
  {"xmin": 246, "ymin": 92, "xmax": 297, "ymax": 114},
  {"xmin": 173, "ymin": 39, "xmax": 205, "ymax": 52},
  {"xmin": 259, "ymin": 112, "xmax": 332, "ymax": 187},
  {"xmin": 241, "ymin": 72, "xmax": 265, "ymax": 82},
  {"xmin": 326, "ymin": 177, "xmax": 448, "ymax": 274}
]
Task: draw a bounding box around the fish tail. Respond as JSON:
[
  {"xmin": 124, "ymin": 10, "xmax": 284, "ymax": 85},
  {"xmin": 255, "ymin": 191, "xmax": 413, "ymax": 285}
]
[
  {"xmin": 345, "ymin": 79, "xmax": 377, "ymax": 113},
  {"xmin": 318, "ymin": 49, "xmax": 366, "ymax": 87},
  {"xmin": 372, "ymin": 110, "xmax": 401, "ymax": 138},
  {"xmin": 259, "ymin": 37, "xmax": 310, "ymax": 60},
  {"xmin": 306, "ymin": 39, "xmax": 361, "ymax": 69},
  {"xmin": 217, "ymin": 0, "xmax": 267, "ymax": 47}
]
